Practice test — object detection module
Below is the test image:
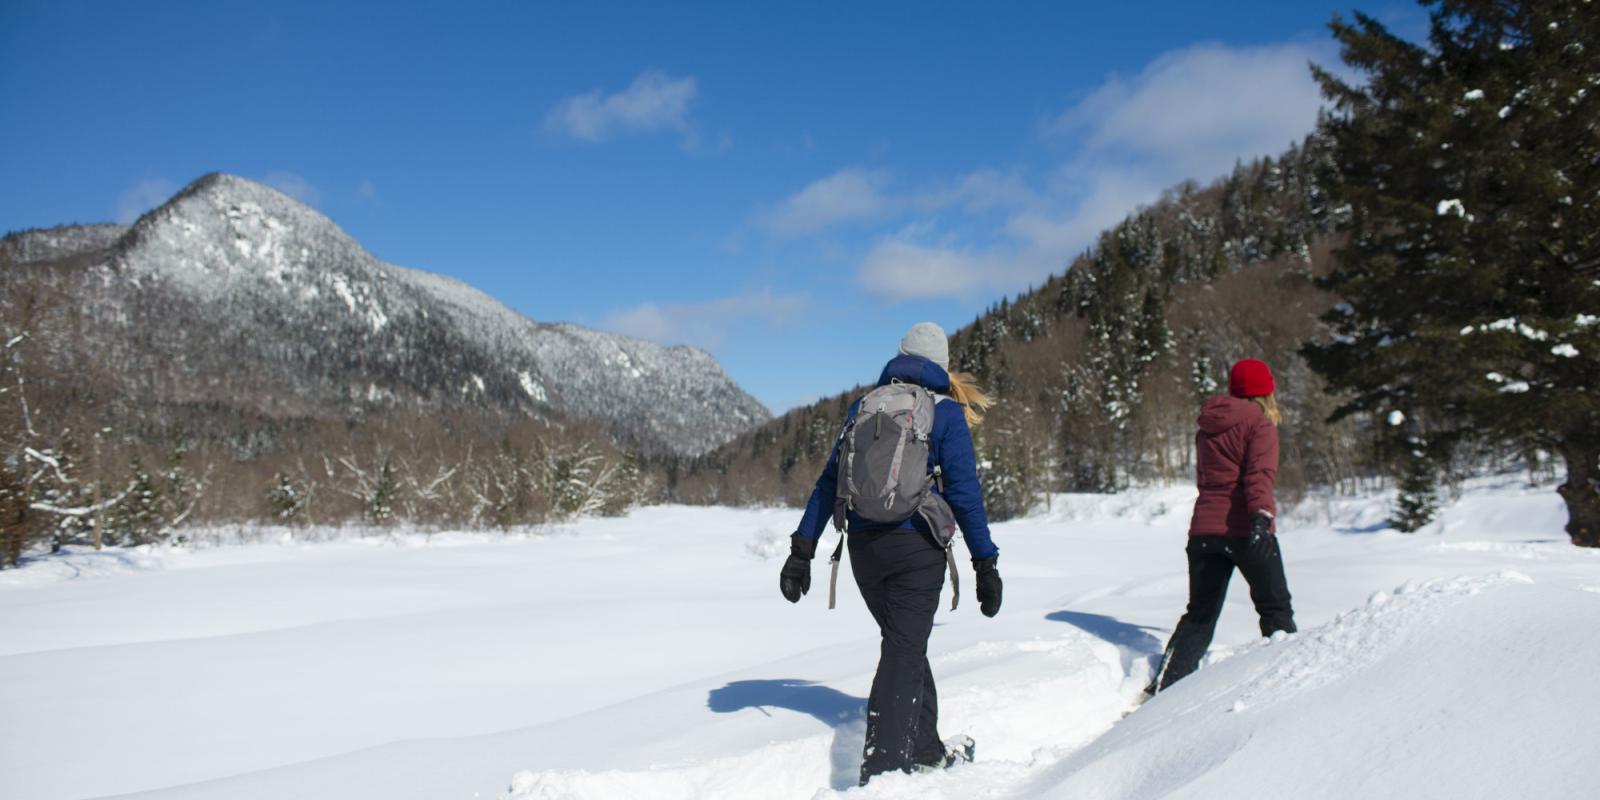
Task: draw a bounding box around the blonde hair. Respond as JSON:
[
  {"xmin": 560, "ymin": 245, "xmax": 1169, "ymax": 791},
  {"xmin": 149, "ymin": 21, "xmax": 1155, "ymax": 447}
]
[
  {"xmin": 1251, "ymin": 393, "xmax": 1282, "ymax": 426},
  {"xmin": 947, "ymin": 371, "xmax": 994, "ymax": 427}
]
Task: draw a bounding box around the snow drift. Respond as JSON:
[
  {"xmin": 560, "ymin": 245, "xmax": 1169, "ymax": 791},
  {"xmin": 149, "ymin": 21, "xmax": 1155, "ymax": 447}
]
[{"xmin": 2, "ymin": 479, "xmax": 1596, "ymax": 799}]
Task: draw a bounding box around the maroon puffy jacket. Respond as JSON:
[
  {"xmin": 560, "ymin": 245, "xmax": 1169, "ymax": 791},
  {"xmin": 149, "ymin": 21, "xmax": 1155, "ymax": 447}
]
[{"xmin": 1188, "ymin": 395, "xmax": 1278, "ymax": 537}]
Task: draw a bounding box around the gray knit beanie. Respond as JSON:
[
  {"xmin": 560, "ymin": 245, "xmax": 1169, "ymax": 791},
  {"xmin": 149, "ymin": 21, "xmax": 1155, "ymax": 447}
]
[{"xmin": 898, "ymin": 322, "xmax": 949, "ymax": 371}]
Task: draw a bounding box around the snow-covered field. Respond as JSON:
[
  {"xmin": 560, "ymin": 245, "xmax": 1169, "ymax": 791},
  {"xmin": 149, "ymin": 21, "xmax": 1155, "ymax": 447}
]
[{"xmin": 4, "ymin": 477, "xmax": 1598, "ymax": 800}]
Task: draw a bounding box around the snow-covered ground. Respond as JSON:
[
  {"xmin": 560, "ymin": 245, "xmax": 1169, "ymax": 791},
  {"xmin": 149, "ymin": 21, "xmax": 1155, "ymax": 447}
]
[{"xmin": 3, "ymin": 477, "xmax": 1597, "ymax": 799}]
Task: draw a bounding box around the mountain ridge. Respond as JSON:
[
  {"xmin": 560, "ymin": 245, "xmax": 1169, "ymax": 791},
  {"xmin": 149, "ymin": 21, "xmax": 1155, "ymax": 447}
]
[{"xmin": 1, "ymin": 173, "xmax": 769, "ymax": 456}]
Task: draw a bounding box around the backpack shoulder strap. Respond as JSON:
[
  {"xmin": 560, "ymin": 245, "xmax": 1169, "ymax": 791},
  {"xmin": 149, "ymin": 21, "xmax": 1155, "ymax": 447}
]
[
  {"xmin": 827, "ymin": 536, "xmax": 845, "ymax": 609},
  {"xmin": 946, "ymin": 547, "xmax": 959, "ymax": 611}
]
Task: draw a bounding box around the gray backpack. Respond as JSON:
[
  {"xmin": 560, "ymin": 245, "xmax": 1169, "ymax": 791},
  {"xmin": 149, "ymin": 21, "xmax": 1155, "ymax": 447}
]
[{"xmin": 827, "ymin": 382, "xmax": 961, "ymax": 610}]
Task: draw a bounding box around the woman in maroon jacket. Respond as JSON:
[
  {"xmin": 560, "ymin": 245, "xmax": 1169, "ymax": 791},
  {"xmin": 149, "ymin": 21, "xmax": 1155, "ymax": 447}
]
[{"xmin": 1147, "ymin": 358, "xmax": 1297, "ymax": 695}]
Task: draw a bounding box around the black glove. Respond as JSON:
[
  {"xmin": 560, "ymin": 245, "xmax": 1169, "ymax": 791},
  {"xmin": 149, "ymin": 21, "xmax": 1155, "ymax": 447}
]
[
  {"xmin": 973, "ymin": 557, "xmax": 1002, "ymax": 617},
  {"xmin": 779, "ymin": 533, "xmax": 817, "ymax": 603},
  {"xmin": 1247, "ymin": 512, "xmax": 1274, "ymax": 558}
]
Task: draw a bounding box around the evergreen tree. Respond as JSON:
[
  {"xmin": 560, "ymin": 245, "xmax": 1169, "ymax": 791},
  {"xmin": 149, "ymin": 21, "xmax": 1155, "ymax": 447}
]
[
  {"xmin": 0, "ymin": 458, "xmax": 31, "ymax": 568},
  {"xmin": 546, "ymin": 446, "xmax": 594, "ymax": 519},
  {"xmin": 1057, "ymin": 361, "xmax": 1115, "ymax": 492},
  {"xmin": 160, "ymin": 444, "xmax": 199, "ymax": 537},
  {"xmin": 601, "ymin": 449, "xmax": 648, "ymax": 517},
  {"xmin": 111, "ymin": 457, "xmax": 164, "ymax": 545},
  {"xmin": 367, "ymin": 460, "xmax": 397, "ymax": 524},
  {"xmin": 1306, "ymin": 0, "xmax": 1600, "ymax": 545},
  {"xmin": 1188, "ymin": 342, "xmax": 1220, "ymax": 404},
  {"xmin": 267, "ymin": 472, "xmax": 306, "ymax": 524},
  {"xmin": 478, "ymin": 442, "xmax": 534, "ymax": 529},
  {"xmin": 1390, "ymin": 449, "xmax": 1441, "ymax": 532},
  {"xmin": 977, "ymin": 409, "xmax": 1050, "ymax": 521}
]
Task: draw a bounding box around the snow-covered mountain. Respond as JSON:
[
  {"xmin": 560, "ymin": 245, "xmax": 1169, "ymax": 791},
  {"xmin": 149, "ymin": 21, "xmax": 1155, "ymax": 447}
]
[{"xmin": 1, "ymin": 174, "xmax": 769, "ymax": 455}]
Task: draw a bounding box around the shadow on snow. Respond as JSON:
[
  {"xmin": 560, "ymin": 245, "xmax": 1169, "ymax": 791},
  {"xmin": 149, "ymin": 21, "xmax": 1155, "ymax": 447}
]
[
  {"xmin": 1046, "ymin": 609, "xmax": 1167, "ymax": 677},
  {"xmin": 707, "ymin": 679, "xmax": 866, "ymax": 790}
]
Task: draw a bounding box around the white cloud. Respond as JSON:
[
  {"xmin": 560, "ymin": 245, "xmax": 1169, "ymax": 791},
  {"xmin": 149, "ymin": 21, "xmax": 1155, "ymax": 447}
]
[
  {"xmin": 857, "ymin": 238, "xmax": 990, "ymax": 301},
  {"xmin": 761, "ymin": 167, "xmax": 1041, "ymax": 240},
  {"xmin": 546, "ymin": 70, "xmax": 699, "ymax": 143},
  {"xmin": 856, "ymin": 40, "xmax": 1332, "ymax": 303},
  {"xmin": 264, "ymin": 171, "xmax": 321, "ymax": 207},
  {"xmin": 1050, "ymin": 40, "xmax": 1333, "ymax": 181},
  {"xmin": 602, "ymin": 289, "xmax": 810, "ymax": 351},
  {"xmin": 912, "ymin": 169, "xmax": 1043, "ymax": 214},
  {"xmin": 114, "ymin": 178, "xmax": 180, "ymax": 224},
  {"xmin": 758, "ymin": 168, "xmax": 891, "ymax": 236},
  {"xmin": 1004, "ymin": 170, "xmax": 1167, "ymax": 257},
  {"xmin": 857, "ymin": 172, "xmax": 1170, "ymax": 303}
]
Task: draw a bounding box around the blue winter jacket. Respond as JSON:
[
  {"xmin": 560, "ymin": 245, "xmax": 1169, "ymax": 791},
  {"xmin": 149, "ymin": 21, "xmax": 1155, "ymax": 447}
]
[{"xmin": 795, "ymin": 355, "xmax": 999, "ymax": 560}]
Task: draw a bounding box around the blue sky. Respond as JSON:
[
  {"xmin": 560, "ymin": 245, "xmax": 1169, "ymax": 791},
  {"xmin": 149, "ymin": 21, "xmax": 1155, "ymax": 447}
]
[{"xmin": 0, "ymin": 1, "xmax": 1424, "ymax": 413}]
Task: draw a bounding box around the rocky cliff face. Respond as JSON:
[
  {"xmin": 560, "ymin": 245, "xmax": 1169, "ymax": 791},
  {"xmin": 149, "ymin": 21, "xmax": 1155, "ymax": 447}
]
[{"xmin": 2, "ymin": 174, "xmax": 768, "ymax": 455}]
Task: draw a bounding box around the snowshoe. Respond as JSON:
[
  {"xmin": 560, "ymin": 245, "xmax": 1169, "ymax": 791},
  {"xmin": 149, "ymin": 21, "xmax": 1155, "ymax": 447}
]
[
  {"xmin": 1121, "ymin": 689, "xmax": 1154, "ymax": 719},
  {"xmin": 913, "ymin": 734, "xmax": 976, "ymax": 773}
]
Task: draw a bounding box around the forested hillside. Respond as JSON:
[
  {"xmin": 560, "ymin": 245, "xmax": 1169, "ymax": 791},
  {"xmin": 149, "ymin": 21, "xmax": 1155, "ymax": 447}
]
[{"xmin": 673, "ymin": 139, "xmax": 1362, "ymax": 517}]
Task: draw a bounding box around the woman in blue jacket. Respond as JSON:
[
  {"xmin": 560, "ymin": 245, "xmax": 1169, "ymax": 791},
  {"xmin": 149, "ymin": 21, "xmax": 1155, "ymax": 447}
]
[{"xmin": 779, "ymin": 322, "xmax": 1003, "ymax": 785}]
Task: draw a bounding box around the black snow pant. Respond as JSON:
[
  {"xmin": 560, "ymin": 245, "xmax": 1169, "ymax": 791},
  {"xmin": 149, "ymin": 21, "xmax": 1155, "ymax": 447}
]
[
  {"xmin": 849, "ymin": 527, "xmax": 948, "ymax": 785},
  {"xmin": 1151, "ymin": 535, "xmax": 1296, "ymax": 693}
]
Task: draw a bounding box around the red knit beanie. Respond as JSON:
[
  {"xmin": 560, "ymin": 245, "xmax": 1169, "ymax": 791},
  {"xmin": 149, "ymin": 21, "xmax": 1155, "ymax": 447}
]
[{"xmin": 1229, "ymin": 359, "xmax": 1275, "ymax": 398}]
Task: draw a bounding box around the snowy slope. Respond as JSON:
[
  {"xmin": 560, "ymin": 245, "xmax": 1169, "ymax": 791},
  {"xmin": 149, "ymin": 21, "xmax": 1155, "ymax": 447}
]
[
  {"xmin": 1020, "ymin": 573, "xmax": 1592, "ymax": 800},
  {"xmin": 1, "ymin": 176, "xmax": 768, "ymax": 454},
  {"xmin": 2, "ymin": 479, "xmax": 1596, "ymax": 800}
]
